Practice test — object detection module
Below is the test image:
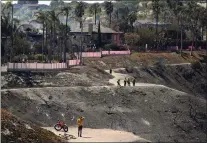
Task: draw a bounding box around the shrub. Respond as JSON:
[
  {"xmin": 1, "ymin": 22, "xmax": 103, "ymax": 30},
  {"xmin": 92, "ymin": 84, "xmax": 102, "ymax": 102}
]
[
  {"xmin": 124, "ymin": 33, "xmax": 140, "ymax": 50},
  {"xmin": 104, "ymin": 43, "xmax": 120, "ymax": 50},
  {"xmin": 191, "ymin": 61, "xmax": 202, "ymax": 71},
  {"xmin": 125, "ymin": 66, "xmax": 134, "ymax": 73},
  {"xmin": 34, "ymin": 54, "xmax": 46, "ymax": 61}
]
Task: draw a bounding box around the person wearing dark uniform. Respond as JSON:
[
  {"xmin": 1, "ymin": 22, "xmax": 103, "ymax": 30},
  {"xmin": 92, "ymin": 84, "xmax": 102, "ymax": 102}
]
[
  {"xmin": 117, "ymin": 79, "xmax": 121, "ymax": 86},
  {"xmin": 127, "ymin": 78, "xmax": 130, "ymax": 86},
  {"xmin": 124, "ymin": 78, "xmax": 127, "ymax": 86},
  {"xmin": 132, "ymin": 78, "xmax": 136, "ymax": 86},
  {"xmin": 110, "ymin": 68, "xmax": 112, "ymax": 74}
]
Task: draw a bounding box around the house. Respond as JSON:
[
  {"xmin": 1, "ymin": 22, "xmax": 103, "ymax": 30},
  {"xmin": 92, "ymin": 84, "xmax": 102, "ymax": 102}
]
[{"xmin": 70, "ymin": 22, "xmax": 123, "ymax": 48}]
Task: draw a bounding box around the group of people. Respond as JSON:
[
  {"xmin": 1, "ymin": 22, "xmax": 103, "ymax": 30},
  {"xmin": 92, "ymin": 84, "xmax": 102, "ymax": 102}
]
[{"xmin": 117, "ymin": 77, "xmax": 136, "ymax": 86}]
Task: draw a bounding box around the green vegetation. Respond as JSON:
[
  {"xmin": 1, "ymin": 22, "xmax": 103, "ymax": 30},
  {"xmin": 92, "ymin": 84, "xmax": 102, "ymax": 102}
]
[{"xmin": 1, "ymin": 0, "xmax": 207, "ymax": 64}]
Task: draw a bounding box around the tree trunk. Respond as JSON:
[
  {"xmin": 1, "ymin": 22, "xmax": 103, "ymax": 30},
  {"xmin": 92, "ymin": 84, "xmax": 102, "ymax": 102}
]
[
  {"xmin": 156, "ymin": 11, "xmax": 159, "ymax": 51},
  {"xmin": 80, "ymin": 18, "xmax": 83, "ymax": 65},
  {"xmin": 190, "ymin": 34, "xmax": 194, "ymax": 56},
  {"xmin": 64, "ymin": 13, "xmax": 69, "ymax": 62},
  {"xmin": 49, "ymin": 25, "xmax": 53, "ymax": 63},
  {"xmin": 180, "ymin": 24, "xmax": 183, "ymax": 55},
  {"xmin": 176, "ymin": 18, "xmax": 179, "ymax": 47},
  {"xmin": 95, "ymin": 8, "xmax": 97, "ymax": 25},
  {"xmin": 109, "ymin": 12, "xmax": 111, "ymax": 27},
  {"xmin": 42, "ymin": 22, "xmax": 45, "ymax": 62},
  {"xmin": 11, "ymin": 5, "xmax": 14, "ymax": 62}
]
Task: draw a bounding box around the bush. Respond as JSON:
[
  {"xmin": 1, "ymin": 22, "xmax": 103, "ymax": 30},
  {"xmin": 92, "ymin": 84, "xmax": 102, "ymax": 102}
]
[
  {"xmin": 124, "ymin": 33, "xmax": 140, "ymax": 50},
  {"xmin": 191, "ymin": 61, "xmax": 202, "ymax": 71},
  {"xmin": 34, "ymin": 54, "xmax": 46, "ymax": 61},
  {"xmin": 104, "ymin": 43, "xmax": 120, "ymax": 50},
  {"xmin": 125, "ymin": 66, "xmax": 134, "ymax": 73}
]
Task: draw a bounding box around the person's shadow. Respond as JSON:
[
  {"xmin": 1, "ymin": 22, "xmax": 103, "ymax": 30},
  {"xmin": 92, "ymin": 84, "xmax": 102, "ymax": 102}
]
[{"xmin": 82, "ymin": 137, "xmax": 92, "ymax": 138}]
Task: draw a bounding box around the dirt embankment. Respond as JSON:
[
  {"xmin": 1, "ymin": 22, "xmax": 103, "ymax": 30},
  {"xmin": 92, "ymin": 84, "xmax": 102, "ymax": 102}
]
[
  {"xmin": 115, "ymin": 63, "xmax": 207, "ymax": 99},
  {"xmin": 84, "ymin": 52, "xmax": 206, "ymax": 70},
  {"xmin": 1, "ymin": 86, "xmax": 206, "ymax": 142},
  {"xmin": 1, "ymin": 66, "xmax": 113, "ymax": 89},
  {"xmin": 1, "ymin": 109, "xmax": 64, "ymax": 143}
]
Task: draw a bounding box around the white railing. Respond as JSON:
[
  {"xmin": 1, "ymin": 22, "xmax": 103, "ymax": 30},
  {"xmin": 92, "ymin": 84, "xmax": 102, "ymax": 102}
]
[
  {"xmin": 74, "ymin": 50, "xmax": 131, "ymax": 58},
  {"xmin": 7, "ymin": 63, "xmax": 68, "ymax": 71},
  {"xmin": 74, "ymin": 52, "xmax": 102, "ymax": 58},
  {"xmin": 68, "ymin": 60, "xmax": 81, "ymax": 66},
  {"xmin": 102, "ymin": 50, "xmax": 131, "ymax": 55}
]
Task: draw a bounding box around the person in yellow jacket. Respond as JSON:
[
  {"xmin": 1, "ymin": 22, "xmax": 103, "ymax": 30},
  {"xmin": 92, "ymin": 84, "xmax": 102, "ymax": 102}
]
[{"xmin": 77, "ymin": 116, "xmax": 85, "ymax": 137}]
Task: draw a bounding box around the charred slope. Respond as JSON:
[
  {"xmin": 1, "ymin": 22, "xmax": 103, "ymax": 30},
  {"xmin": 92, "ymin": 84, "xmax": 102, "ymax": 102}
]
[
  {"xmin": 1, "ymin": 109, "xmax": 63, "ymax": 143},
  {"xmin": 122, "ymin": 63, "xmax": 207, "ymax": 99},
  {"xmin": 1, "ymin": 86, "xmax": 206, "ymax": 142}
]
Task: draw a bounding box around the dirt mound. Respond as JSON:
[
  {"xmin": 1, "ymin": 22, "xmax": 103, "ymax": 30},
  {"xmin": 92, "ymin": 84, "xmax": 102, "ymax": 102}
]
[
  {"xmin": 1, "ymin": 66, "xmax": 113, "ymax": 89},
  {"xmin": 1, "ymin": 109, "xmax": 64, "ymax": 143},
  {"xmin": 1, "ymin": 86, "xmax": 206, "ymax": 142}
]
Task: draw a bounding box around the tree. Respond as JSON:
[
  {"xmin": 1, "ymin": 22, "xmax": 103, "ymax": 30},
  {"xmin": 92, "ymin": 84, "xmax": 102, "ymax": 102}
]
[
  {"xmin": 98, "ymin": 20, "xmax": 102, "ymax": 48},
  {"xmin": 89, "ymin": 3, "xmax": 101, "ymax": 25},
  {"xmin": 61, "ymin": 6, "xmax": 71, "ymax": 62},
  {"xmin": 34, "ymin": 11, "xmax": 49, "ymax": 62},
  {"xmin": 46, "ymin": 10, "xmax": 61, "ymax": 62},
  {"xmin": 128, "ymin": 11, "xmax": 137, "ymax": 32},
  {"xmin": 1, "ymin": 0, "xmax": 13, "ymax": 62},
  {"xmin": 75, "ymin": 2, "xmax": 85, "ymax": 28},
  {"xmin": 104, "ymin": 1, "xmax": 114, "ymax": 27},
  {"xmin": 124, "ymin": 33, "xmax": 140, "ymax": 50},
  {"xmin": 152, "ymin": 0, "xmax": 161, "ymax": 50},
  {"xmin": 50, "ymin": 0, "xmax": 64, "ymax": 9}
]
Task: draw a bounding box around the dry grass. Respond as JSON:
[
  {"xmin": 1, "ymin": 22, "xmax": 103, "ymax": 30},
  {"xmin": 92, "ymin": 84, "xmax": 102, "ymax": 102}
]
[{"xmin": 84, "ymin": 52, "xmax": 204, "ymax": 70}]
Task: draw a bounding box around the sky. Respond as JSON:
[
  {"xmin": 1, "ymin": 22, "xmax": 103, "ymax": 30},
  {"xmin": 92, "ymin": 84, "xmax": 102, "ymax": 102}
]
[{"xmin": 1, "ymin": 1, "xmax": 107, "ymax": 5}]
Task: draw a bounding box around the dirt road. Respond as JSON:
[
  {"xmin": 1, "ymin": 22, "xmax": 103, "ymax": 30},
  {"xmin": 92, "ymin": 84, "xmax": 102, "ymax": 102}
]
[
  {"xmin": 105, "ymin": 69, "xmax": 186, "ymax": 94},
  {"xmin": 43, "ymin": 127, "xmax": 151, "ymax": 142}
]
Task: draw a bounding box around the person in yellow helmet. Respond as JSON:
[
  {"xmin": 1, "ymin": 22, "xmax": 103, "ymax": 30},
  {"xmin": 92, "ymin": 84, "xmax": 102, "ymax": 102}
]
[{"xmin": 77, "ymin": 116, "xmax": 85, "ymax": 137}]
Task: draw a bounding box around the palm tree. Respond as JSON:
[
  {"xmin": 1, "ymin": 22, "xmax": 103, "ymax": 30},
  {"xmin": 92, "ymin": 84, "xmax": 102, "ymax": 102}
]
[
  {"xmin": 89, "ymin": 3, "xmax": 101, "ymax": 25},
  {"xmin": 152, "ymin": 0, "xmax": 161, "ymax": 50},
  {"xmin": 75, "ymin": 2, "xmax": 85, "ymax": 28},
  {"xmin": 1, "ymin": 0, "xmax": 13, "ymax": 62},
  {"xmin": 46, "ymin": 10, "xmax": 61, "ymax": 62},
  {"xmin": 104, "ymin": 1, "xmax": 114, "ymax": 27},
  {"xmin": 61, "ymin": 6, "xmax": 71, "ymax": 62},
  {"xmin": 33, "ymin": 11, "xmax": 49, "ymax": 62},
  {"xmin": 75, "ymin": 2, "xmax": 86, "ymax": 65},
  {"xmin": 128, "ymin": 11, "xmax": 137, "ymax": 32}
]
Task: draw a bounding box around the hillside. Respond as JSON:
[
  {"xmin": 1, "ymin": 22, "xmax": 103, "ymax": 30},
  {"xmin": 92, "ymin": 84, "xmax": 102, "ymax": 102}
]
[
  {"xmin": 1, "ymin": 86, "xmax": 206, "ymax": 142},
  {"xmin": 84, "ymin": 52, "xmax": 206, "ymax": 69},
  {"xmin": 1, "ymin": 109, "xmax": 64, "ymax": 143}
]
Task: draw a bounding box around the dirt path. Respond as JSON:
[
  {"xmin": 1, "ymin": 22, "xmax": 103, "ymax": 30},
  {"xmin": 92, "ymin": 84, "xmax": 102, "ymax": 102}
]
[
  {"xmin": 105, "ymin": 69, "xmax": 186, "ymax": 94},
  {"xmin": 43, "ymin": 127, "xmax": 151, "ymax": 142}
]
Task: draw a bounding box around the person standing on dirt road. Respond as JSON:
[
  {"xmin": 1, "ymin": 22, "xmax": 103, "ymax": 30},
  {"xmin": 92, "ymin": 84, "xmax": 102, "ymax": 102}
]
[
  {"xmin": 77, "ymin": 116, "xmax": 85, "ymax": 137},
  {"xmin": 124, "ymin": 78, "xmax": 127, "ymax": 86},
  {"xmin": 132, "ymin": 78, "xmax": 136, "ymax": 86},
  {"xmin": 110, "ymin": 68, "xmax": 112, "ymax": 74},
  {"xmin": 117, "ymin": 79, "xmax": 121, "ymax": 86},
  {"xmin": 127, "ymin": 78, "xmax": 131, "ymax": 86}
]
